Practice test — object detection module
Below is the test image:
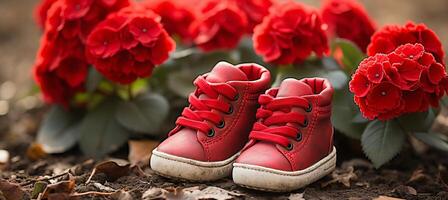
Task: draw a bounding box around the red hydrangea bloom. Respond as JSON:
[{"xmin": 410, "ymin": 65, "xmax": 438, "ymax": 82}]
[
  {"xmin": 321, "ymin": 0, "xmax": 376, "ymax": 52},
  {"xmin": 232, "ymin": 0, "xmax": 273, "ymax": 33},
  {"xmin": 34, "ymin": 0, "xmax": 58, "ymax": 29},
  {"xmin": 350, "ymin": 43, "xmax": 448, "ymax": 120},
  {"xmin": 33, "ymin": 38, "xmax": 88, "ymax": 106},
  {"xmin": 86, "ymin": 5, "xmax": 175, "ymax": 84},
  {"xmin": 190, "ymin": 0, "xmax": 248, "ymax": 52},
  {"xmin": 367, "ymin": 22, "xmax": 445, "ymax": 65},
  {"xmin": 143, "ymin": 0, "xmax": 196, "ymax": 43},
  {"xmin": 253, "ymin": 1, "xmax": 329, "ymax": 65}
]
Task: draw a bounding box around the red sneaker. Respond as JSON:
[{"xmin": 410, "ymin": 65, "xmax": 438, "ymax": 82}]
[
  {"xmin": 233, "ymin": 78, "xmax": 336, "ymax": 192},
  {"xmin": 151, "ymin": 62, "xmax": 271, "ymax": 181}
]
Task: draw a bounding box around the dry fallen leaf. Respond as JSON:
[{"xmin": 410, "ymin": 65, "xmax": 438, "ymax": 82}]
[
  {"xmin": 41, "ymin": 175, "xmax": 76, "ymax": 199},
  {"xmin": 407, "ymin": 169, "xmax": 431, "ymax": 184},
  {"xmin": 183, "ymin": 186, "xmax": 243, "ymax": 200},
  {"xmin": 128, "ymin": 140, "xmax": 158, "ymax": 167},
  {"xmin": 142, "ymin": 187, "xmax": 186, "ymax": 200},
  {"xmin": 288, "ymin": 193, "xmax": 305, "ymax": 200},
  {"xmin": 110, "ymin": 190, "xmax": 133, "ymax": 200},
  {"xmin": 86, "ymin": 160, "xmax": 131, "ymax": 184},
  {"xmin": 321, "ymin": 166, "xmax": 358, "ymax": 188},
  {"xmin": 31, "ymin": 181, "xmax": 48, "ymax": 199},
  {"xmin": 142, "ymin": 186, "xmax": 243, "ymax": 200},
  {"xmin": 392, "ymin": 185, "xmax": 417, "ymax": 196},
  {"xmin": 93, "ymin": 182, "xmax": 116, "ymax": 192},
  {"xmin": 26, "ymin": 143, "xmax": 47, "ymax": 161},
  {"xmin": 373, "ymin": 196, "xmax": 405, "ymax": 200},
  {"xmin": 0, "ymin": 180, "xmax": 28, "ymax": 200}
]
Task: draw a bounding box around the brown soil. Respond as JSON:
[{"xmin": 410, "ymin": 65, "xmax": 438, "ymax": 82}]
[{"xmin": 1, "ymin": 109, "xmax": 447, "ymax": 199}]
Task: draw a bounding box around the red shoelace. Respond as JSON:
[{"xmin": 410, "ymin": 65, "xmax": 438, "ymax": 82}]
[
  {"xmin": 249, "ymin": 91, "xmax": 311, "ymax": 148},
  {"xmin": 174, "ymin": 76, "xmax": 238, "ymax": 136}
]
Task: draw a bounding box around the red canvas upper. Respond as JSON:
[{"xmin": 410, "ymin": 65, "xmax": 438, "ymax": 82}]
[
  {"xmin": 157, "ymin": 62, "xmax": 271, "ymax": 162},
  {"xmin": 236, "ymin": 78, "xmax": 334, "ymax": 171}
]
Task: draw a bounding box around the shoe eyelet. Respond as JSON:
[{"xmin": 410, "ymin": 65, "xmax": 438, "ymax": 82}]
[
  {"xmin": 296, "ymin": 133, "xmax": 302, "ymax": 142},
  {"xmin": 233, "ymin": 93, "xmax": 239, "ymax": 101},
  {"xmin": 226, "ymin": 105, "xmax": 233, "ymax": 114},
  {"xmin": 302, "ymin": 118, "xmax": 309, "ymax": 128},
  {"xmin": 207, "ymin": 128, "xmax": 215, "ymax": 137},
  {"xmin": 286, "ymin": 143, "xmax": 293, "ymax": 151},
  {"xmin": 217, "ymin": 120, "xmax": 225, "ymax": 129},
  {"xmin": 306, "ymin": 103, "xmax": 312, "ymax": 113}
]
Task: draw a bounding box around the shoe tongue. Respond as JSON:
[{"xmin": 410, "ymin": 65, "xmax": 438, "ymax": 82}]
[
  {"xmin": 277, "ymin": 79, "xmax": 313, "ymax": 97},
  {"xmin": 206, "ymin": 62, "xmax": 248, "ymax": 83}
]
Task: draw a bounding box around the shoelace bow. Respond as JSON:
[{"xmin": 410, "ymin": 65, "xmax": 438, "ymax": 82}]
[
  {"xmin": 174, "ymin": 76, "xmax": 238, "ymax": 135},
  {"xmin": 249, "ymin": 93, "xmax": 311, "ymax": 148}
]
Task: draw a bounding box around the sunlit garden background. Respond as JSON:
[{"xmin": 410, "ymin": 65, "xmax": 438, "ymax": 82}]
[{"xmin": 0, "ymin": 0, "xmax": 448, "ymax": 199}]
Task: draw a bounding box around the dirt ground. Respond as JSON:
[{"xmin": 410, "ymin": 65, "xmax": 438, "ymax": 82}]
[
  {"xmin": 1, "ymin": 0, "xmax": 448, "ymax": 199},
  {"xmin": 1, "ymin": 113, "xmax": 448, "ymax": 199}
]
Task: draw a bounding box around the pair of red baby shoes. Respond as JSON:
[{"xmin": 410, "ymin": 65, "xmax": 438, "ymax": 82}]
[{"xmin": 150, "ymin": 62, "xmax": 336, "ymax": 192}]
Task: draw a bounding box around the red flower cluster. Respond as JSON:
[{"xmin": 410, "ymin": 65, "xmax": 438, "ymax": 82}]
[
  {"xmin": 253, "ymin": 1, "xmax": 329, "ymax": 65},
  {"xmin": 143, "ymin": 0, "xmax": 197, "ymax": 43},
  {"xmin": 33, "ymin": 0, "xmax": 129, "ymax": 105},
  {"xmin": 86, "ymin": 5, "xmax": 175, "ymax": 84},
  {"xmin": 33, "ymin": 39, "xmax": 88, "ymax": 105},
  {"xmin": 321, "ymin": 0, "xmax": 376, "ymax": 52},
  {"xmin": 233, "ymin": 0, "xmax": 273, "ymax": 33},
  {"xmin": 190, "ymin": 0, "xmax": 248, "ymax": 52},
  {"xmin": 367, "ymin": 22, "xmax": 445, "ymax": 65},
  {"xmin": 350, "ymin": 43, "xmax": 448, "ymax": 120}
]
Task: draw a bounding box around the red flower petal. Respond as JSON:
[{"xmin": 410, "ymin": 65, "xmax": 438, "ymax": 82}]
[
  {"xmin": 64, "ymin": 0, "xmax": 94, "ymax": 20},
  {"xmin": 427, "ymin": 63, "xmax": 446, "ymax": 84},
  {"xmin": 129, "ymin": 17, "xmax": 162, "ymax": 45},
  {"xmin": 350, "ymin": 73, "xmax": 370, "ymax": 97},
  {"xmin": 366, "ymin": 82, "xmax": 402, "ymax": 112},
  {"xmin": 366, "ymin": 63, "xmax": 384, "ymax": 83},
  {"xmin": 86, "ymin": 28, "xmax": 121, "ymax": 58}
]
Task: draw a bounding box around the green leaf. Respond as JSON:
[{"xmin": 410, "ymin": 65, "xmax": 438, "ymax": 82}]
[
  {"xmin": 352, "ymin": 112, "xmax": 369, "ymax": 124},
  {"xmin": 398, "ymin": 110, "xmax": 435, "ymax": 132},
  {"xmin": 321, "ymin": 57, "xmax": 341, "ymax": 70},
  {"xmin": 79, "ymin": 98, "xmax": 130, "ymax": 158},
  {"xmin": 167, "ymin": 68, "xmax": 197, "ymax": 98},
  {"xmin": 361, "ymin": 120, "xmax": 406, "ymax": 168},
  {"xmin": 324, "ymin": 71, "xmax": 348, "ymax": 90},
  {"xmin": 86, "ymin": 68, "xmax": 103, "ymax": 92},
  {"xmin": 332, "ymin": 39, "xmax": 365, "ymax": 74},
  {"xmin": 116, "ymin": 93, "xmax": 169, "ymax": 135},
  {"xmin": 36, "ymin": 106, "xmax": 81, "ymax": 153},
  {"xmin": 331, "ymin": 88, "xmax": 366, "ymax": 139},
  {"xmin": 413, "ymin": 132, "xmax": 448, "ymax": 152}
]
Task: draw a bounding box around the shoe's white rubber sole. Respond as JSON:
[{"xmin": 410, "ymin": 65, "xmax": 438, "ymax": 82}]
[
  {"xmin": 150, "ymin": 148, "xmax": 238, "ymax": 181},
  {"xmin": 232, "ymin": 147, "xmax": 337, "ymax": 192}
]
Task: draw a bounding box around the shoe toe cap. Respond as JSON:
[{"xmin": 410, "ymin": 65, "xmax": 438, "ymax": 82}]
[
  {"xmin": 236, "ymin": 142, "xmax": 292, "ymax": 171},
  {"xmin": 156, "ymin": 129, "xmax": 206, "ymax": 161}
]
